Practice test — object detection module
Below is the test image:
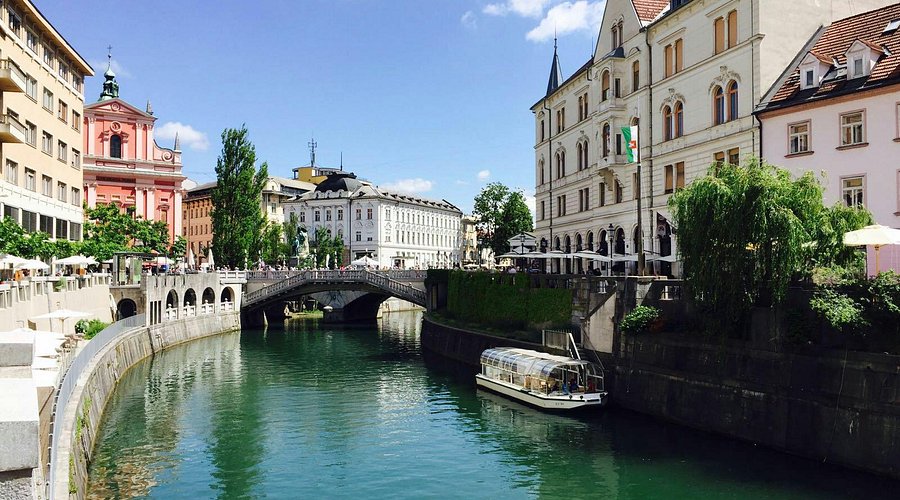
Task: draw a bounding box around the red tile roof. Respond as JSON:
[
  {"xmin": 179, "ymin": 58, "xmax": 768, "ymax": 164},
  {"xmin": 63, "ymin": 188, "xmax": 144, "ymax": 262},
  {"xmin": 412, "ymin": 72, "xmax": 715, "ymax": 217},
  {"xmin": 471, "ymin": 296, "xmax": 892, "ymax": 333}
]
[
  {"xmin": 632, "ymin": 0, "xmax": 669, "ymax": 23},
  {"xmin": 766, "ymin": 4, "xmax": 900, "ymax": 107}
]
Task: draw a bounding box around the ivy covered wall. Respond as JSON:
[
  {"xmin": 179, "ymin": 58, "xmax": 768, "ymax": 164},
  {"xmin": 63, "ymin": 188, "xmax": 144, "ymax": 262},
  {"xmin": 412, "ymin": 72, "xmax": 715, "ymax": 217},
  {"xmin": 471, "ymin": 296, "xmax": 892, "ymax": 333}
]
[{"xmin": 445, "ymin": 271, "xmax": 572, "ymax": 329}]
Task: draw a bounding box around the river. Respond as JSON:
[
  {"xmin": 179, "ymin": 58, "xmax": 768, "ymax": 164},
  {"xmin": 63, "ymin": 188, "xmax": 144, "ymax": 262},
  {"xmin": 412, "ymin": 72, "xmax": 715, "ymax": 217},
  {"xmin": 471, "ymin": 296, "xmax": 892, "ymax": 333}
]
[{"xmin": 86, "ymin": 311, "xmax": 898, "ymax": 498}]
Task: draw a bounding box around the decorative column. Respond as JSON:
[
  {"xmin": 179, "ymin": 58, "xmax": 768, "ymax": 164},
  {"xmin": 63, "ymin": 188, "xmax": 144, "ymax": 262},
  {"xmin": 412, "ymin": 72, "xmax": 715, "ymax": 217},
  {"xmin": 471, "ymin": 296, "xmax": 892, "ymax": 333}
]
[
  {"xmin": 145, "ymin": 187, "xmax": 155, "ymax": 220},
  {"xmin": 135, "ymin": 188, "xmax": 145, "ymax": 219},
  {"xmin": 86, "ymin": 182, "xmax": 97, "ymax": 208},
  {"xmin": 135, "ymin": 123, "xmax": 144, "ymax": 161},
  {"xmin": 173, "ymin": 189, "xmax": 184, "ymax": 242},
  {"xmin": 87, "ymin": 117, "xmax": 96, "ymax": 155}
]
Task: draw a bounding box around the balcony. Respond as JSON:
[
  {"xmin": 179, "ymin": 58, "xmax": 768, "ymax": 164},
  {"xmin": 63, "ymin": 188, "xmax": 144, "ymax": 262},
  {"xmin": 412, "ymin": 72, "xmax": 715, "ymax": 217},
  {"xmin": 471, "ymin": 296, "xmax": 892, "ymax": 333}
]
[
  {"xmin": 0, "ymin": 113, "xmax": 26, "ymax": 143},
  {"xmin": 0, "ymin": 59, "xmax": 26, "ymax": 92}
]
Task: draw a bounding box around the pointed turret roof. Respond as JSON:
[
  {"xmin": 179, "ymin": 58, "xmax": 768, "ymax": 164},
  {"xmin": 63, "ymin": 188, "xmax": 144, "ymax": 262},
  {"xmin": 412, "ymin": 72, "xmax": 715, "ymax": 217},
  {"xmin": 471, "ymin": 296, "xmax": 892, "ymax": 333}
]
[
  {"xmin": 546, "ymin": 38, "xmax": 563, "ymax": 96},
  {"xmin": 98, "ymin": 49, "xmax": 119, "ymax": 101}
]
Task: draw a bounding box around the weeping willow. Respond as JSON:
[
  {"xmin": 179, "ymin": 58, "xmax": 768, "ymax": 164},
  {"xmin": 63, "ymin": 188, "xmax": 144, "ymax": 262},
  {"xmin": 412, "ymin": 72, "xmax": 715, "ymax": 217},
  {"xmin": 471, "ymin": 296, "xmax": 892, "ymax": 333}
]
[{"xmin": 669, "ymin": 158, "xmax": 867, "ymax": 333}]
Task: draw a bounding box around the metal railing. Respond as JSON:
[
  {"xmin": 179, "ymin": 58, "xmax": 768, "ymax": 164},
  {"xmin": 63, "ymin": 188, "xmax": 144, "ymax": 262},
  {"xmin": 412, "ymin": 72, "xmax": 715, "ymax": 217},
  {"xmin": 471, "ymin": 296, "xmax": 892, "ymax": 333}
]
[
  {"xmin": 48, "ymin": 313, "xmax": 146, "ymax": 498},
  {"xmin": 243, "ymin": 269, "xmax": 426, "ymax": 307}
]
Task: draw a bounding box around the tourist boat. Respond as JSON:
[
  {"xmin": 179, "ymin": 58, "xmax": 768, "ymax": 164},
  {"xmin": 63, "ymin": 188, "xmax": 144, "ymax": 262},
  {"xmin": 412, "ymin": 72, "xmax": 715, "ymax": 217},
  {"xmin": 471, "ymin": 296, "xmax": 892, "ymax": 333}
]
[{"xmin": 475, "ymin": 347, "xmax": 608, "ymax": 411}]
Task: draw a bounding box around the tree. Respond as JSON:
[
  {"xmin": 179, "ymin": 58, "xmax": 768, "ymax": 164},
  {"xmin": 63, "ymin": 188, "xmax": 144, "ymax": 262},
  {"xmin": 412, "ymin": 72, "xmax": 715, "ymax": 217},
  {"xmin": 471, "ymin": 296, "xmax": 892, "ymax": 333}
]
[
  {"xmin": 669, "ymin": 158, "xmax": 871, "ymax": 334},
  {"xmin": 81, "ymin": 203, "xmax": 170, "ymax": 260},
  {"xmin": 313, "ymin": 226, "xmax": 344, "ymax": 269},
  {"xmin": 211, "ymin": 125, "xmax": 268, "ymax": 269},
  {"xmin": 259, "ymin": 222, "xmax": 285, "ymax": 265},
  {"xmin": 169, "ymin": 236, "xmax": 187, "ymax": 259},
  {"xmin": 473, "ymin": 182, "xmax": 534, "ymax": 256}
]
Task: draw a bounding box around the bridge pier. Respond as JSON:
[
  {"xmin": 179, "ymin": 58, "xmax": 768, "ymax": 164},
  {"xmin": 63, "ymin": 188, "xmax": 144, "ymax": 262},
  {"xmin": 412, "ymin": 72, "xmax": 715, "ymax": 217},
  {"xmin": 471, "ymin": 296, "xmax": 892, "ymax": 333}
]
[{"xmin": 242, "ymin": 308, "xmax": 268, "ymax": 328}]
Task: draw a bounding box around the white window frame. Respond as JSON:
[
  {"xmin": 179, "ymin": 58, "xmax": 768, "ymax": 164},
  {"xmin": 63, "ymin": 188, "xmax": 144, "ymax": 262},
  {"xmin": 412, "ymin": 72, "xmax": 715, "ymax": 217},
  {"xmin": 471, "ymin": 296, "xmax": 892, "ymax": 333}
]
[
  {"xmin": 24, "ymin": 168, "xmax": 35, "ymax": 191},
  {"xmin": 5, "ymin": 160, "xmax": 18, "ymax": 184},
  {"xmin": 788, "ymin": 121, "xmax": 810, "ymax": 154},
  {"xmin": 841, "ymin": 175, "xmax": 865, "ymax": 208},
  {"xmin": 840, "ymin": 110, "xmax": 865, "ymax": 146}
]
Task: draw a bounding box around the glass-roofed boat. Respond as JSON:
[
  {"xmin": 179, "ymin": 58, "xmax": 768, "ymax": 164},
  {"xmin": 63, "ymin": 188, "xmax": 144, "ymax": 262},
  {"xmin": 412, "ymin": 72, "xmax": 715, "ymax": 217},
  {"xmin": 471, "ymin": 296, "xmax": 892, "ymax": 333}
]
[{"xmin": 475, "ymin": 347, "xmax": 608, "ymax": 410}]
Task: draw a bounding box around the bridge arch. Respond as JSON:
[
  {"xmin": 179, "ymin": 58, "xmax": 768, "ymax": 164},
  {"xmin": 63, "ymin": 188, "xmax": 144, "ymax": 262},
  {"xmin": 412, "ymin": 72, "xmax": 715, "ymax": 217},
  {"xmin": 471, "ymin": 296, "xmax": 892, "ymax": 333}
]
[
  {"xmin": 202, "ymin": 287, "xmax": 216, "ymax": 305},
  {"xmin": 166, "ymin": 290, "xmax": 179, "ymax": 309},
  {"xmin": 184, "ymin": 288, "xmax": 197, "ymax": 307},
  {"xmin": 116, "ymin": 298, "xmax": 137, "ymax": 320},
  {"xmin": 221, "ymin": 286, "xmax": 235, "ymax": 304}
]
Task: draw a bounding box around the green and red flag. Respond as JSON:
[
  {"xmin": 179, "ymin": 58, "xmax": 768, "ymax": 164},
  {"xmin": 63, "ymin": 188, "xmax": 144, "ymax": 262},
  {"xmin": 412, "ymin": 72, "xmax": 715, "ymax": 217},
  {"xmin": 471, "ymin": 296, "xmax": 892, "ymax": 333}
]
[{"xmin": 621, "ymin": 126, "xmax": 639, "ymax": 163}]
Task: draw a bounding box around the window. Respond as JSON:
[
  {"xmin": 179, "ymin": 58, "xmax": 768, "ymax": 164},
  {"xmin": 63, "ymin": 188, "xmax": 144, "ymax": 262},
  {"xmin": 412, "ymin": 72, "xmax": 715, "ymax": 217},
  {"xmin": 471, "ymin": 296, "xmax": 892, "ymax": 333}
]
[
  {"xmin": 71, "ymin": 187, "xmax": 80, "ymax": 206},
  {"xmin": 582, "ymin": 92, "xmax": 588, "ymax": 119},
  {"xmin": 42, "ymin": 132, "xmax": 53, "ymax": 155},
  {"xmin": 539, "ymin": 159, "xmax": 545, "ymax": 184},
  {"xmin": 25, "ymin": 168, "xmax": 35, "ymax": 191},
  {"xmin": 713, "ymin": 86, "xmax": 725, "ymax": 124},
  {"xmin": 337, "ymin": 208, "xmax": 343, "ymax": 221},
  {"xmin": 842, "ymin": 176, "xmax": 865, "ymax": 208},
  {"xmin": 728, "ymin": 148, "xmax": 740, "ymax": 166},
  {"xmin": 7, "ymin": 6, "xmax": 21, "ymax": 36},
  {"xmin": 788, "ymin": 122, "xmax": 810, "ymax": 154},
  {"xmin": 25, "ymin": 122, "xmax": 36, "ymax": 146},
  {"xmin": 599, "ymin": 183, "xmax": 606, "ymax": 206},
  {"xmin": 314, "ymin": 210, "xmax": 320, "ymax": 222},
  {"xmin": 43, "ymin": 44, "xmax": 54, "ymax": 68},
  {"xmin": 556, "ymin": 194, "xmax": 567, "ymax": 216},
  {"xmin": 72, "ymin": 111, "xmax": 81, "ymax": 131},
  {"xmin": 633, "ymin": 172, "xmax": 640, "ymax": 199},
  {"xmin": 58, "ymin": 63, "xmax": 69, "ymax": 82},
  {"xmin": 727, "ymin": 81, "xmax": 739, "ymax": 120},
  {"xmin": 540, "ymin": 119, "xmax": 545, "ymax": 141},
  {"xmin": 674, "ymin": 39, "xmax": 684, "ymax": 72},
  {"xmin": 26, "ymin": 76, "xmax": 37, "ymax": 100},
  {"xmin": 852, "ymin": 57, "xmax": 863, "ymax": 78},
  {"xmin": 58, "ymin": 141, "xmax": 67, "ymax": 162},
  {"xmin": 601, "ymin": 71, "xmax": 610, "ymax": 101},
  {"xmin": 325, "ymin": 210, "xmax": 332, "ymax": 221},
  {"xmin": 540, "ymin": 200, "xmax": 546, "ymax": 220},
  {"xmin": 73, "ymin": 77, "xmax": 82, "ymax": 93},
  {"xmin": 664, "ymin": 164, "xmax": 674, "ymax": 193},
  {"xmin": 727, "ymin": 10, "xmax": 738, "ymax": 48},
  {"xmin": 40, "ymin": 214, "xmax": 53, "ymax": 234},
  {"xmin": 55, "ymin": 219, "xmax": 68, "ymax": 240},
  {"xmin": 70, "ymin": 223, "xmax": 81, "ymax": 241},
  {"xmin": 356, "ymin": 232, "xmax": 362, "ymax": 242},
  {"xmin": 632, "ymin": 61, "xmax": 639, "ymax": 92},
  {"xmin": 576, "ymin": 142, "xmax": 584, "ymax": 170},
  {"xmin": 579, "ymin": 187, "xmax": 590, "ymax": 211},
  {"xmin": 300, "ymin": 212, "xmax": 306, "ymax": 223},
  {"xmin": 367, "ymin": 208, "xmax": 373, "ymax": 220},
  {"xmin": 577, "ymin": 96, "xmax": 584, "ymax": 121},
  {"xmin": 356, "ymin": 208, "xmax": 362, "ymax": 220},
  {"xmin": 616, "ymin": 133, "xmax": 622, "ymax": 155},
  {"xmin": 72, "ymin": 149, "xmax": 81, "ymax": 169},
  {"xmin": 714, "ymin": 17, "xmax": 725, "ymax": 54},
  {"xmin": 555, "ymin": 150, "xmax": 566, "ymax": 178},
  {"xmin": 664, "ymin": 44, "xmax": 673, "ymax": 77},
  {"xmin": 675, "ymin": 162, "xmax": 685, "ymax": 189},
  {"xmin": 5, "ymin": 160, "xmax": 18, "ymax": 185},
  {"xmin": 42, "ymin": 88, "xmax": 53, "ymax": 112},
  {"xmin": 57, "ymin": 182, "xmax": 67, "ymax": 202},
  {"xmin": 110, "ymin": 134, "xmax": 122, "ymax": 158},
  {"xmin": 614, "ymin": 78, "xmax": 621, "ymax": 98},
  {"xmin": 674, "ymin": 101, "xmax": 684, "ymax": 138},
  {"xmin": 26, "ymin": 29, "xmax": 38, "ymax": 52},
  {"xmin": 663, "ymin": 105, "xmax": 673, "ymax": 140},
  {"xmin": 840, "ymin": 111, "xmax": 865, "ymax": 146},
  {"xmin": 615, "ymin": 181, "xmax": 624, "ymax": 203},
  {"xmin": 42, "ymin": 175, "xmax": 51, "ymax": 197},
  {"xmin": 22, "ymin": 210, "xmax": 36, "ymax": 233},
  {"xmin": 805, "ymin": 69, "xmax": 814, "ymax": 88}
]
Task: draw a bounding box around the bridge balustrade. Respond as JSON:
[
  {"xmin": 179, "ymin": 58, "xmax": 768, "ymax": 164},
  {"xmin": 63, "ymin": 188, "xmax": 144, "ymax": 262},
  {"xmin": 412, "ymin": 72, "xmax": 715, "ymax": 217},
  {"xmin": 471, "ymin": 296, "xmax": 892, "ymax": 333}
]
[
  {"xmin": 165, "ymin": 307, "xmax": 179, "ymax": 321},
  {"xmin": 182, "ymin": 305, "xmax": 196, "ymax": 317},
  {"xmin": 242, "ymin": 269, "xmax": 426, "ymax": 308}
]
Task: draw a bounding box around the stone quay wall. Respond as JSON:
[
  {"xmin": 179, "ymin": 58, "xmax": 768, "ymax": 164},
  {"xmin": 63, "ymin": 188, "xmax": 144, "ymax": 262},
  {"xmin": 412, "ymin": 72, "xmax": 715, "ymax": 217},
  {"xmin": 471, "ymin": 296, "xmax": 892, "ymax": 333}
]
[{"xmin": 51, "ymin": 312, "xmax": 240, "ymax": 500}]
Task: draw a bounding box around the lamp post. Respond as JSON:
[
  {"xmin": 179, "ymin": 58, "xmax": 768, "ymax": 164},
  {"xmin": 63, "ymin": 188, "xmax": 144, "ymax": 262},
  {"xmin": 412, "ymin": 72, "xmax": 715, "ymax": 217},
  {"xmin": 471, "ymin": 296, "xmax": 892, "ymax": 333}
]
[{"xmin": 608, "ymin": 223, "xmax": 615, "ymax": 277}]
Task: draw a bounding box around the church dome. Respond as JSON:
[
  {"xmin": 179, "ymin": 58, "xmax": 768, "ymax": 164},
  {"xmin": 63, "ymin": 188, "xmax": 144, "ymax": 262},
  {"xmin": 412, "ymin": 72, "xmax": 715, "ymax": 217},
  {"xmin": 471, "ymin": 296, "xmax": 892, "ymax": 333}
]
[{"xmin": 314, "ymin": 172, "xmax": 362, "ymax": 193}]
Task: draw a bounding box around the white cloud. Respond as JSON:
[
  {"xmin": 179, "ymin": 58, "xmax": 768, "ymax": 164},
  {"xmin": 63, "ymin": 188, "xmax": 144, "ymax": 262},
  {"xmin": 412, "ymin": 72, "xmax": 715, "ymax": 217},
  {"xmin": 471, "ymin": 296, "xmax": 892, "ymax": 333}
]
[
  {"xmin": 483, "ymin": 0, "xmax": 551, "ymax": 18},
  {"xmin": 526, "ymin": 1, "xmax": 606, "ymax": 42},
  {"xmin": 455, "ymin": 179, "xmax": 469, "ymax": 186},
  {"xmin": 477, "ymin": 170, "xmax": 491, "ymax": 181},
  {"xmin": 524, "ymin": 193, "xmax": 537, "ymax": 219},
  {"xmin": 155, "ymin": 122, "xmax": 210, "ymax": 151},
  {"xmin": 461, "ymin": 10, "xmax": 477, "ymax": 28},
  {"xmin": 381, "ymin": 178, "xmax": 434, "ymax": 194},
  {"xmin": 89, "ymin": 58, "xmax": 132, "ymax": 78}
]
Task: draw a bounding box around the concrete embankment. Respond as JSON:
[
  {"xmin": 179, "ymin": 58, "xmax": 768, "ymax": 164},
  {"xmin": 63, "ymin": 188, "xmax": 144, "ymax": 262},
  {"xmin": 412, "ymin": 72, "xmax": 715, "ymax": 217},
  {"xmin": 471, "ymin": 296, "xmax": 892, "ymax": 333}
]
[
  {"xmin": 52, "ymin": 312, "xmax": 240, "ymax": 499},
  {"xmin": 422, "ymin": 316, "xmax": 900, "ymax": 480}
]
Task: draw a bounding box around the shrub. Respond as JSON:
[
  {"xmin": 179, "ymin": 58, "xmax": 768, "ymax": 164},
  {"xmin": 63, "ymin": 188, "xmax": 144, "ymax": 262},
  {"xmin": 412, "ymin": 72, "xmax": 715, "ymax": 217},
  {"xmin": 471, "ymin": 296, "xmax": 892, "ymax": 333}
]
[
  {"xmin": 809, "ymin": 288, "xmax": 867, "ymax": 333},
  {"xmin": 75, "ymin": 319, "xmax": 109, "ymax": 340},
  {"xmin": 620, "ymin": 305, "xmax": 661, "ymax": 335}
]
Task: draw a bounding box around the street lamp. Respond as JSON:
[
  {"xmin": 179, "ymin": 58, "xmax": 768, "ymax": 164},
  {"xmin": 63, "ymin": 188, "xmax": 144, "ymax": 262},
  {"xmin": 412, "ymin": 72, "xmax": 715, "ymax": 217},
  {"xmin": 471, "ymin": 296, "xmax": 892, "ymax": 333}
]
[{"xmin": 608, "ymin": 223, "xmax": 615, "ymax": 277}]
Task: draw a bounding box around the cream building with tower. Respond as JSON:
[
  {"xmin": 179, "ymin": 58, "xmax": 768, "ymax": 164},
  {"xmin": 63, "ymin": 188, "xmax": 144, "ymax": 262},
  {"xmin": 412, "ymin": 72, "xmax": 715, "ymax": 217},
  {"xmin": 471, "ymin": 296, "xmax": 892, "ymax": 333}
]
[
  {"xmin": 533, "ymin": 0, "xmax": 893, "ymax": 275},
  {"xmin": 0, "ymin": 0, "xmax": 92, "ymax": 241}
]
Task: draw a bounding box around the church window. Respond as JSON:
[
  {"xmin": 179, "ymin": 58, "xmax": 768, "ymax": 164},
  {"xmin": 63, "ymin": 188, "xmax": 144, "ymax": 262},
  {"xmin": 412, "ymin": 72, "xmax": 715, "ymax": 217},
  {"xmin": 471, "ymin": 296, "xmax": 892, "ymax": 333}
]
[{"xmin": 110, "ymin": 134, "xmax": 122, "ymax": 158}]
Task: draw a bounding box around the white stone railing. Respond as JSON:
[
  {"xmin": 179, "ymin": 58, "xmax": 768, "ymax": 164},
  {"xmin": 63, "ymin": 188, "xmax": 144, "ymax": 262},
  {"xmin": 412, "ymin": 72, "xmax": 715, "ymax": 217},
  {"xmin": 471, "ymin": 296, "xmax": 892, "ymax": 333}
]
[{"xmin": 242, "ymin": 269, "xmax": 427, "ymax": 308}]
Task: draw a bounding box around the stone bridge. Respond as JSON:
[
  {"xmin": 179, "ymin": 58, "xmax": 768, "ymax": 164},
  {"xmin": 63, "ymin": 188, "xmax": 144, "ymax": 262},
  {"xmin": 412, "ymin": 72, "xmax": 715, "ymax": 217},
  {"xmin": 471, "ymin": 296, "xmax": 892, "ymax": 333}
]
[{"xmin": 242, "ymin": 269, "xmax": 427, "ymax": 324}]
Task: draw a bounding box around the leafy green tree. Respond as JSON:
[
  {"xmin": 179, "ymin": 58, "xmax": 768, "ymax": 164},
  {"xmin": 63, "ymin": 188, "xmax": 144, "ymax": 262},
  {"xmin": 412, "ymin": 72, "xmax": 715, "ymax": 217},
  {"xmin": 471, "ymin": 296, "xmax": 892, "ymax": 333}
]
[
  {"xmin": 284, "ymin": 213, "xmax": 299, "ymax": 257},
  {"xmin": 0, "ymin": 216, "xmax": 26, "ymax": 254},
  {"xmin": 259, "ymin": 222, "xmax": 285, "ymax": 265},
  {"xmin": 473, "ymin": 182, "xmax": 534, "ymax": 256},
  {"xmin": 169, "ymin": 236, "xmax": 187, "ymax": 259},
  {"xmin": 81, "ymin": 203, "xmax": 170, "ymax": 260},
  {"xmin": 211, "ymin": 125, "xmax": 268, "ymax": 269},
  {"xmin": 313, "ymin": 226, "xmax": 344, "ymax": 269},
  {"xmin": 669, "ymin": 158, "xmax": 869, "ymax": 334}
]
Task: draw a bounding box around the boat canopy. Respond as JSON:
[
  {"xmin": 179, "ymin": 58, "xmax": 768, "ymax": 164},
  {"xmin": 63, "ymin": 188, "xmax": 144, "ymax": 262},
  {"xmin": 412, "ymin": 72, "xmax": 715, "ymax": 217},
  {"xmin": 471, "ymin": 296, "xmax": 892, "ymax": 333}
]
[{"xmin": 480, "ymin": 347, "xmax": 591, "ymax": 380}]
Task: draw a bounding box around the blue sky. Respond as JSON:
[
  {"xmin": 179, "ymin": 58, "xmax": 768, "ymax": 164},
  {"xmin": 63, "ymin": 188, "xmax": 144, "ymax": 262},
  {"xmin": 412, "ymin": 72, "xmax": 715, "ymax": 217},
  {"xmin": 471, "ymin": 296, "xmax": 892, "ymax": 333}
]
[{"xmin": 40, "ymin": 0, "xmax": 606, "ymax": 213}]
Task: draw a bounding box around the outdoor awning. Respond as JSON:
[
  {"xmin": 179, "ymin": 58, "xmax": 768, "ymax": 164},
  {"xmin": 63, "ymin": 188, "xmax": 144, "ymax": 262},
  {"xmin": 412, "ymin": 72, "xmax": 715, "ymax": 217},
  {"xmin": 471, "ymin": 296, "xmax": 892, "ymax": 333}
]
[
  {"xmin": 572, "ymin": 251, "xmax": 613, "ymax": 262},
  {"xmin": 480, "ymin": 347, "xmax": 589, "ymax": 382}
]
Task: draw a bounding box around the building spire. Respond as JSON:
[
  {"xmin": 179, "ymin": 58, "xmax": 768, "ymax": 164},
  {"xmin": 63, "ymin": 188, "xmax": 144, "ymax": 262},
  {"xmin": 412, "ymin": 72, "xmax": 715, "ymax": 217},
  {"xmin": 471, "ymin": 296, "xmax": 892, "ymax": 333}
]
[
  {"xmin": 308, "ymin": 136, "xmax": 317, "ymax": 167},
  {"xmin": 546, "ymin": 36, "xmax": 562, "ymax": 96},
  {"xmin": 98, "ymin": 45, "xmax": 119, "ymax": 101},
  {"xmin": 146, "ymin": 99, "xmax": 153, "ymax": 115},
  {"xmin": 174, "ymin": 132, "xmax": 180, "ymax": 151}
]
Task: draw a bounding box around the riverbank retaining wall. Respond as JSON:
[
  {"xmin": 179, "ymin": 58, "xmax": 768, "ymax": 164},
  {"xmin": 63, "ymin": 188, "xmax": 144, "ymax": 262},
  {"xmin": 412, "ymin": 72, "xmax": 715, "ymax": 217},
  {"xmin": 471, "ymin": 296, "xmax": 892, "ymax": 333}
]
[{"xmin": 52, "ymin": 312, "xmax": 240, "ymax": 499}]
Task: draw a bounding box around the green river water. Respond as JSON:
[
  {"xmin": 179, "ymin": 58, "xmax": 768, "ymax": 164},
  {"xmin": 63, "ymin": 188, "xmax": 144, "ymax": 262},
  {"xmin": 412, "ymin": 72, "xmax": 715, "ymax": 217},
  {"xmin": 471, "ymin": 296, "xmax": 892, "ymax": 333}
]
[{"xmin": 86, "ymin": 312, "xmax": 898, "ymax": 499}]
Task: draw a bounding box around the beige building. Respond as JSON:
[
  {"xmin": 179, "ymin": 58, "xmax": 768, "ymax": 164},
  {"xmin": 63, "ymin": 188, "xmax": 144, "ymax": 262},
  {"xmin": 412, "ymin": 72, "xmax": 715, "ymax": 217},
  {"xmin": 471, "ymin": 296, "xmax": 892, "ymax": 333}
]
[
  {"xmin": 0, "ymin": 0, "xmax": 92, "ymax": 241},
  {"xmin": 533, "ymin": 0, "xmax": 892, "ymax": 275}
]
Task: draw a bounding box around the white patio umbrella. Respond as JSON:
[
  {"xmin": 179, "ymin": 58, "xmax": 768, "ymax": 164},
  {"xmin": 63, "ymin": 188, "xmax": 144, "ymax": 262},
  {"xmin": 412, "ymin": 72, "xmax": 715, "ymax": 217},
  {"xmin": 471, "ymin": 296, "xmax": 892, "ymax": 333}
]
[
  {"xmin": 350, "ymin": 256, "xmax": 378, "ymax": 267},
  {"xmin": 843, "ymin": 224, "xmax": 900, "ymax": 273},
  {"xmin": 55, "ymin": 255, "xmax": 97, "ymax": 266},
  {"xmin": 186, "ymin": 247, "xmax": 196, "ymax": 269},
  {"xmin": 547, "ymin": 250, "xmax": 576, "ymax": 259},
  {"xmin": 0, "ymin": 253, "xmax": 27, "ymax": 268},
  {"xmin": 17, "ymin": 259, "xmax": 49, "ymax": 271},
  {"xmin": 207, "ymin": 248, "xmax": 215, "ymax": 269},
  {"xmin": 572, "ymin": 251, "xmax": 613, "ymax": 262},
  {"xmin": 32, "ymin": 309, "xmax": 92, "ymax": 334}
]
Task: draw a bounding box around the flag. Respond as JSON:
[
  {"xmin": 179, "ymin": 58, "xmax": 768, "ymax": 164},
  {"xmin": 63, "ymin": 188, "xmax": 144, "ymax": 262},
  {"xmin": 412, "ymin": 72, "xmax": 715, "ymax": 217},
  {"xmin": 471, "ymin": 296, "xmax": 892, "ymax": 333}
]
[{"xmin": 621, "ymin": 126, "xmax": 639, "ymax": 163}]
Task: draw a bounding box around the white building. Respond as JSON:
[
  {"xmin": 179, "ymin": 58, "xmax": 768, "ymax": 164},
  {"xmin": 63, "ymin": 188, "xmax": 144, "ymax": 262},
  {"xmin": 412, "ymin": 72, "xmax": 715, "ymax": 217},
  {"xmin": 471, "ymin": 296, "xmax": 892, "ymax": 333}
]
[
  {"xmin": 284, "ymin": 172, "xmax": 463, "ymax": 269},
  {"xmin": 532, "ymin": 0, "xmax": 893, "ymax": 276},
  {"xmin": 757, "ymin": 4, "xmax": 900, "ymax": 274}
]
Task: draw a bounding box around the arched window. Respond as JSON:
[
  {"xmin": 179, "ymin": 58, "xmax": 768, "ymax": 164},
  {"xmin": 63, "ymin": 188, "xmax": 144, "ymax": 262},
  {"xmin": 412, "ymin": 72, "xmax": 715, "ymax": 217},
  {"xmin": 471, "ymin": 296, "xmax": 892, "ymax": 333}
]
[
  {"xmin": 713, "ymin": 86, "xmax": 725, "ymax": 125},
  {"xmin": 632, "ymin": 61, "xmax": 640, "ymax": 92},
  {"xmin": 602, "ymin": 123, "xmax": 610, "ymax": 157},
  {"xmin": 560, "ymin": 150, "xmax": 566, "ymax": 177},
  {"xmin": 663, "ymin": 106, "xmax": 672, "ymax": 140},
  {"xmin": 576, "ymin": 142, "xmax": 584, "ymax": 171},
  {"xmin": 727, "ymin": 81, "xmax": 738, "ymax": 121},
  {"xmin": 539, "ymin": 158, "xmax": 545, "ymax": 184},
  {"xmin": 555, "ymin": 152, "xmax": 562, "ymax": 179},
  {"xmin": 674, "ymin": 101, "xmax": 684, "ymax": 138},
  {"xmin": 727, "ymin": 10, "xmax": 738, "ymax": 48},
  {"xmin": 110, "ymin": 134, "xmax": 122, "ymax": 158},
  {"xmin": 582, "ymin": 139, "xmax": 588, "ymax": 168},
  {"xmin": 575, "ymin": 233, "xmax": 583, "ymax": 251},
  {"xmin": 587, "ymin": 231, "xmax": 594, "ymax": 251},
  {"xmin": 618, "ymin": 20, "xmax": 624, "ymax": 46},
  {"xmin": 601, "ymin": 71, "xmax": 610, "ymax": 101}
]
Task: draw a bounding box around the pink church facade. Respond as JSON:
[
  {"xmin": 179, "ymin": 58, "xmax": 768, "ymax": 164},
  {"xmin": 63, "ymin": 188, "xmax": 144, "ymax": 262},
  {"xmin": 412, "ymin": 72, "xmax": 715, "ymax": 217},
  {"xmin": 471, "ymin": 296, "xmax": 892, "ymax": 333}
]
[{"xmin": 81, "ymin": 70, "xmax": 185, "ymax": 243}]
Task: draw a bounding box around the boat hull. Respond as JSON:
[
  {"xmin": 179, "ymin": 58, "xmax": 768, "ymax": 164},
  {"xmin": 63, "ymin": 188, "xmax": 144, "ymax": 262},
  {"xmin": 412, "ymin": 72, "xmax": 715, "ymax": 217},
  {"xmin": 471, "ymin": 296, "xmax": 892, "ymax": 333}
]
[{"xmin": 475, "ymin": 374, "xmax": 606, "ymax": 411}]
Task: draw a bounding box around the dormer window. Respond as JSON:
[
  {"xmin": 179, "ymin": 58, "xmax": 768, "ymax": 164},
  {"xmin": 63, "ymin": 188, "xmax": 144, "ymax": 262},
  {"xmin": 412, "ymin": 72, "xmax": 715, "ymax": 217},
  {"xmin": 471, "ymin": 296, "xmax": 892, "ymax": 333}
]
[
  {"xmin": 852, "ymin": 57, "xmax": 864, "ymax": 78},
  {"xmin": 799, "ymin": 51, "xmax": 831, "ymax": 89}
]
